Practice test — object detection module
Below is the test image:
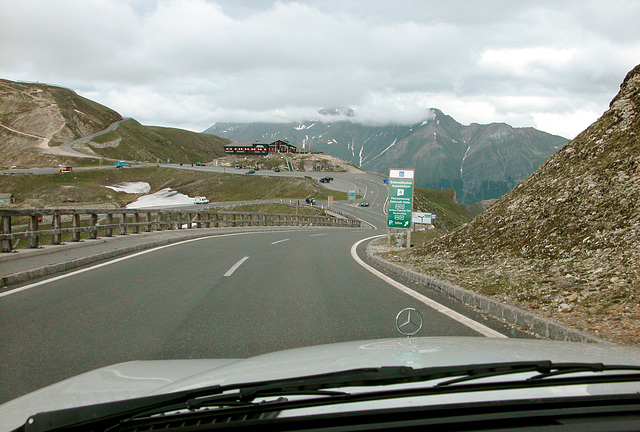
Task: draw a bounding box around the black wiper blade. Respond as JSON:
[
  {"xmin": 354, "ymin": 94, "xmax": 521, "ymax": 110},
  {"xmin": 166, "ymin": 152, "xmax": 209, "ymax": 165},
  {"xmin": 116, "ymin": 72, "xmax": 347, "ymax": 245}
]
[
  {"xmin": 434, "ymin": 362, "xmax": 640, "ymax": 387},
  {"xmin": 20, "ymin": 384, "xmax": 224, "ymax": 432},
  {"xmin": 21, "ymin": 361, "xmax": 640, "ymax": 431}
]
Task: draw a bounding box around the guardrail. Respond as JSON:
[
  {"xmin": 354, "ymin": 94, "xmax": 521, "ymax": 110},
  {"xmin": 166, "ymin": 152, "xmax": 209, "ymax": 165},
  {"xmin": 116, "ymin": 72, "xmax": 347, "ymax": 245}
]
[{"xmin": 0, "ymin": 208, "xmax": 361, "ymax": 253}]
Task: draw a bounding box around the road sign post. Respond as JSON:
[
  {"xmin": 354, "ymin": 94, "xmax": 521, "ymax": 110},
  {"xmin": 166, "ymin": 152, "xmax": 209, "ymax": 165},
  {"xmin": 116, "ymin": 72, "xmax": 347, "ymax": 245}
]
[{"xmin": 387, "ymin": 169, "xmax": 415, "ymax": 248}]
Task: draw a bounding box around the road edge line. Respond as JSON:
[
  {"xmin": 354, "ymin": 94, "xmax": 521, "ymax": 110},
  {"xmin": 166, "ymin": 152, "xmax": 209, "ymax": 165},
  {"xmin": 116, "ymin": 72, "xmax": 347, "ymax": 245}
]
[{"xmin": 350, "ymin": 235, "xmax": 507, "ymax": 338}]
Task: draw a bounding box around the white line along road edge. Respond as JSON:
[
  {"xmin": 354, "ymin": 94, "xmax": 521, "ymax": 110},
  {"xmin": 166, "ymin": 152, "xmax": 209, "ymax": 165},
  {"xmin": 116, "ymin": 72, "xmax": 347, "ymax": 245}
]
[
  {"xmin": 0, "ymin": 231, "xmax": 299, "ymax": 298},
  {"xmin": 351, "ymin": 235, "xmax": 507, "ymax": 338}
]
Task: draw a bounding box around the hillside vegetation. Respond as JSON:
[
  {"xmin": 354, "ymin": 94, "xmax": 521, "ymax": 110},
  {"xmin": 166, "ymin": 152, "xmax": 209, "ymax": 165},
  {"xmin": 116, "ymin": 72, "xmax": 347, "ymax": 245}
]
[
  {"xmin": 82, "ymin": 119, "xmax": 229, "ymax": 164},
  {"xmin": 0, "ymin": 167, "xmax": 347, "ymax": 208},
  {"xmin": 379, "ymin": 64, "xmax": 640, "ymax": 345}
]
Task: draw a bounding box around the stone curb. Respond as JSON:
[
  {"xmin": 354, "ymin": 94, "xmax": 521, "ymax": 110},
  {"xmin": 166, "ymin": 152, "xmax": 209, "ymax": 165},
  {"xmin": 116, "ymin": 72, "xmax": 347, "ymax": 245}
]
[
  {"xmin": 366, "ymin": 243, "xmax": 613, "ymax": 345},
  {"xmin": 0, "ymin": 226, "xmax": 307, "ymax": 288}
]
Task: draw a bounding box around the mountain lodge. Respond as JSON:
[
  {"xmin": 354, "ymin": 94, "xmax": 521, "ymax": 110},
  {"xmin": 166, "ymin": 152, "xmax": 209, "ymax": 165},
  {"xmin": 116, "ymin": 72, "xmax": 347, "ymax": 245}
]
[{"xmin": 224, "ymin": 140, "xmax": 297, "ymax": 155}]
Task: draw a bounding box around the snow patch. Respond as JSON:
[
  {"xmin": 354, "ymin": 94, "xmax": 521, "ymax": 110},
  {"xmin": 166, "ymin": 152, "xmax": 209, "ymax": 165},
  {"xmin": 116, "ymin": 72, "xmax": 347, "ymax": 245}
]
[
  {"xmin": 460, "ymin": 145, "xmax": 471, "ymax": 176},
  {"xmin": 294, "ymin": 122, "xmax": 316, "ymax": 130},
  {"xmin": 367, "ymin": 138, "xmax": 398, "ymax": 164},
  {"xmin": 126, "ymin": 188, "xmax": 195, "ymax": 209},
  {"xmin": 105, "ymin": 182, "xmax": 151, "ymax": 194}
]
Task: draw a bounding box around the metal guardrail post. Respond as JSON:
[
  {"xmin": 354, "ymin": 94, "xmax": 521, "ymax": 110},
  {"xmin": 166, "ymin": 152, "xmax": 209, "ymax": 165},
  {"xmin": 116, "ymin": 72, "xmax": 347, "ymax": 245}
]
[
  {"xmin": 52, "ymin": 213, "xmax": 62, "ymax": 244},
  {"xmin": 90, "ymin": 214, "xmax": 98, "ymax": 239},
  {"xmin": 28, "ymin": 215, "xmax": 39, "ymax": 248},
  {"xmin": 118, "ymin": 213, "xmax": 127, "ymax": 236},
  {"xmin": 1, "ymin": 215, "xmax": 12, "ymax": 252},
  {"xmin": 132, "ymin": 213, "xmax": 139, "ymax": 234},
  {"xmin": 105, "ymin": 214, "xmax": 113, "ymax": 237},
  {"xmin": 156, "ymin": 212, "xmax": 163, "ymax": 231},
  {"xmin": 145, "ymin": 212, "xmax": 152, "ymax": 232},
  {"xmin": 72, "ymin": 214, "xmax": 81, "ymax": 242}
]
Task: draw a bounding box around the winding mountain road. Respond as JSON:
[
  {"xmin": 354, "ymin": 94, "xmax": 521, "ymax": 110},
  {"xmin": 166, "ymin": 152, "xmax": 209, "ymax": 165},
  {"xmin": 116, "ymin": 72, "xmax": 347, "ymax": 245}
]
[{"xmin": 0, "ymin": 172, "xmax": 529, "ymax": 404}]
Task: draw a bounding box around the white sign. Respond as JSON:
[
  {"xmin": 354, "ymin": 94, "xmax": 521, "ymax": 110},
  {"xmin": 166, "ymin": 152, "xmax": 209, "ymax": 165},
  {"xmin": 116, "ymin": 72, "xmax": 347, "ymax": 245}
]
[
  {"xmin": 389, "ymin": 169, "xmax": 415, "ymax": 179},
  {"xmin": 412, "ymin": 212, "xmax": 433, "ymax": 224}
]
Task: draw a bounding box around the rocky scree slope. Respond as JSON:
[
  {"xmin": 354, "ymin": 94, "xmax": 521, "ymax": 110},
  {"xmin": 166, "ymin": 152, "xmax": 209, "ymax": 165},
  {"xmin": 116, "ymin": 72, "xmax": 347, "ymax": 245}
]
[{"xmin": 386, "ymin": 64, "xmax": 640, "ymax": 345}]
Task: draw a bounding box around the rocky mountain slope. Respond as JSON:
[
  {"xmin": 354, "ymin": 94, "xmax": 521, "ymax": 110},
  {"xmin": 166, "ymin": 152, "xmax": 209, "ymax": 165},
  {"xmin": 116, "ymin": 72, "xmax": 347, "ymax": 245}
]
[
  {"xmin": 205, "ymin": 110, "xmax": 568, "ymax": 205},
  {"xmin": 385, "ymin": 64, "xmax": 640, "ymax": 345}
]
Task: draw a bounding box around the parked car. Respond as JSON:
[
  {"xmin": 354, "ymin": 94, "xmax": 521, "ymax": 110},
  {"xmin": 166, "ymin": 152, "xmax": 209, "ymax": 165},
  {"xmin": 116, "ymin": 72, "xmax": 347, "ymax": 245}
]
[
  {"xmin": 115, "ymin": 161, "xmax": 129, "ymax": 168},
  {"xmin": 274, "ymin": 167, "xmax": 281, "ymax": 172},
  {"xmin": 360, "ymin": 201, "xmax": 370, "ymax": 207},
  {"xmin": 246, "ymin": 169, "xmax": 255, "ymax": 174},
  {"xmin": 193, "ymin": 196, "xmax": 209, "ymax": 204}
]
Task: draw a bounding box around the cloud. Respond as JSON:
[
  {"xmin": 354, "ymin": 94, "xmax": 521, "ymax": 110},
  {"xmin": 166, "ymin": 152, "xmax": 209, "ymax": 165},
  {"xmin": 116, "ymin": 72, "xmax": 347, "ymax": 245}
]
[{"xmin": 1, "ymin": 0, "xmax": 639, "ymax": 138}]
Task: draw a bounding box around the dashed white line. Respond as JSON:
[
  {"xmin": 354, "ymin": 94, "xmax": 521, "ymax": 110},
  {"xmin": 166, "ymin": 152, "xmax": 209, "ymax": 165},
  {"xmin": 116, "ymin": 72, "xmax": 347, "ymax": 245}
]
[
  {"xmin": 309, "ymin": 233, "xmax": 327, "ymax": 237},
  {"xmin": 271, "ymin": 238, "xmax": 291, "ymax": 244},
  {"xmin": 224, "ymin": 256, "xmax": 250, "ymax": 277}
]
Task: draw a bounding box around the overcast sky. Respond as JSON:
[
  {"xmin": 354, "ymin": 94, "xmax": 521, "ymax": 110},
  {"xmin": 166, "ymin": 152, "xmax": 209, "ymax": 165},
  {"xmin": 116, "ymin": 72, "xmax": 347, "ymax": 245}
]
[{"xmin": 2, "ymin": 0, "xmax": 639, "ymax": 138}]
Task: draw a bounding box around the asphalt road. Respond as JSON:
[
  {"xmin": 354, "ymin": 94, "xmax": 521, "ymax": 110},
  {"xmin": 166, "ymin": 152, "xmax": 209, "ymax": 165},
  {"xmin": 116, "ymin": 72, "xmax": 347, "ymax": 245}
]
[{"xmin": 0, "ymin": 171, "xmax": 521, "ymax": 404}]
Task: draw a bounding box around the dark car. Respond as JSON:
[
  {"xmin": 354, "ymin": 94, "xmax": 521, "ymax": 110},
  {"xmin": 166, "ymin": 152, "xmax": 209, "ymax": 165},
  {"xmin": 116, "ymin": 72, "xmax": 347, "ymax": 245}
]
[
  {"xmin": 319, "ymin": 177, "xmax": 333, "ymax": 183},
  {"xmin": 359, "ymin": 201, "xmax": 369, "ymax": 207},
  {"xmin": 246, "ymin": 169, "xmax": 255, "ymax": 174},
  {"xmin": 274, "ymin": 167, "xmax": 280, "ymax": 172}
]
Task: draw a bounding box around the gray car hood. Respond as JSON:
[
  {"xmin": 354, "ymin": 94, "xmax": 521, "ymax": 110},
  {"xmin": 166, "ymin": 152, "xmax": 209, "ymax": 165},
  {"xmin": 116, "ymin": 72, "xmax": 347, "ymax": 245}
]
[{"xmin": 2, "ymin": 337, "xmax": 640, "ymax": 431}]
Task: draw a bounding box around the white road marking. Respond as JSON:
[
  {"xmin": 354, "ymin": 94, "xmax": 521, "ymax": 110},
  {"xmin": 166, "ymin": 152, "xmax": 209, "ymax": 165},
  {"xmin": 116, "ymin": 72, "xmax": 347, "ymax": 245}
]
[
  {"xmin": 271, "ymin": 238, "xmax": 290, "ymax": 244},
  {"xmin": 309, "ymin": 233, "xmax": 327, "ymax": 237},
  {"xmin": 351, "ymin": 235, "xmax": 507, "ymax": 338},
  {"xmin": 1, "ymin": 231, "xmax": 304, "ymax": 298},
  {"xmin": 224, "ymin": 256, "xmax": 250, "ymax": 277}
]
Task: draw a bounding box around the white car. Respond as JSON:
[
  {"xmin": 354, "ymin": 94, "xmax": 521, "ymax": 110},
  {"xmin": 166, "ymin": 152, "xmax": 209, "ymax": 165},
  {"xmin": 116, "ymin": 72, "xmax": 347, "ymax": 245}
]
[
  {"xmin": 2, "ymin": 336, "xmax": 640, "ymax": 431},
  {"xmin": 193, "ymin": 196, "xmax": 209, "ymax": 204}
]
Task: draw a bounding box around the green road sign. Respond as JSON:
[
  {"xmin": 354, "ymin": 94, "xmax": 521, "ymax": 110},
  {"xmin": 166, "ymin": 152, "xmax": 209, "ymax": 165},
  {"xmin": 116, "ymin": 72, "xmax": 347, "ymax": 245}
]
[
  {"xmin": 348, "ymin": 190, "xmax": 356, "ymax": 200},
  {"xmin": 387, "ymin": 169, "xmax": 414, "ymax": 228}
]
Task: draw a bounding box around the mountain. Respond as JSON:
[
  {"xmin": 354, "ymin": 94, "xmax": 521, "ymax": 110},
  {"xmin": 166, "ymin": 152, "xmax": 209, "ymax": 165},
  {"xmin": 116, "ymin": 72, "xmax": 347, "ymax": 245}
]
[
  {"xmin": 410, "ymin": 63, "xmax": 640, "ymax": 345},
  {"xmin": 0, "ymin": 79, "xmax": 228, "ymax": 167},
  {"xmin": 0, "ymin": 79, "xmax": 122, "ymax": 167},
  {"xmin": 205, "ymin": 109, "xmax": 568, "ymax": 205}
]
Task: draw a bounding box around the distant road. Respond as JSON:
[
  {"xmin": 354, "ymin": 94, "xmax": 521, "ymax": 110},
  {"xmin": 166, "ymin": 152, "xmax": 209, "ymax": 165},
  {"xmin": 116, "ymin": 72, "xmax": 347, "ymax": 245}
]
[{"xmin": 58, "ymin": 118, "xmax": 131, "ymax": 158}]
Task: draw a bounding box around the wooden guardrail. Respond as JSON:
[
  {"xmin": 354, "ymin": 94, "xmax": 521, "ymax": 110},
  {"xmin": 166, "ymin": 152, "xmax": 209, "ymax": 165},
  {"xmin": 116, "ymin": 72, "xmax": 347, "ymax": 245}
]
[{"xmin": 0, "ymin": 208, "xmax": 361, "ymax": 253}]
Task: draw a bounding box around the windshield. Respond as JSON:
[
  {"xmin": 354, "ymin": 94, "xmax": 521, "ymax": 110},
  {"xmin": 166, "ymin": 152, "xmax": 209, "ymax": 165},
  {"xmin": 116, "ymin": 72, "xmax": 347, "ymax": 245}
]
[{"xmin": 1, "ymin": 1, "xmax": 640, "ymax": 431}]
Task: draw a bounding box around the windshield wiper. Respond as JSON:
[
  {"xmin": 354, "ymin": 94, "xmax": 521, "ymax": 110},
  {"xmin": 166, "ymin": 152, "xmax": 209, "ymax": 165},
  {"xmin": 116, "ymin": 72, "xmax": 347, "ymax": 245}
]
[{"xmin": 21, "ymin": 361, "xmax": 640, "ymax": 432}]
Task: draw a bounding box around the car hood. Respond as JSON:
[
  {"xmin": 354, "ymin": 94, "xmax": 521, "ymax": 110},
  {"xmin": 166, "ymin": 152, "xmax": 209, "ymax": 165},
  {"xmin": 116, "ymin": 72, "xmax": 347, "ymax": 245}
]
[{"xmin": 2, "ymin": 337, "xmax": 640, "ymax": 431}]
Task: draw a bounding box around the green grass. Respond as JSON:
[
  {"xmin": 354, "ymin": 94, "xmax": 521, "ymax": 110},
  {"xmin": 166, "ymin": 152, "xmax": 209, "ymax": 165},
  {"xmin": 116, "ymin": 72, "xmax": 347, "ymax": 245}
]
[
  {"xmin": 0, "ymin": 167, "xmax": 348, "ymax": 208},
  {"xmin": 86, "ymin": 119, "xmax": 229, "ymax": 164}
]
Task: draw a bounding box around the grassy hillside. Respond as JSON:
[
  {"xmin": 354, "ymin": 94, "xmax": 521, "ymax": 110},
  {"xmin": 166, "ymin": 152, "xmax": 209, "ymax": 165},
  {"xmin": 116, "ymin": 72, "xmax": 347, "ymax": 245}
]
[
  {"xmin": 85, "ymin": 119, "xmax": 229, "ymax": 164},
  {"xmin": 0, "ymin": 79, "xmax": 229, "ymax": 168},
  {"xmin": 0, "ymin": 167, "xmax": 348, "ymax": 208},
  {"xmin": 413, "ymin": 187, "xmax": 470, "ymax": 232}
]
